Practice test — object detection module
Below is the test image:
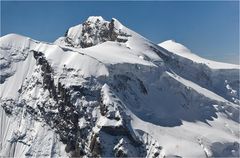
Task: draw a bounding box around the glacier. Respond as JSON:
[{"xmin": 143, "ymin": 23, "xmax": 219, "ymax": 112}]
[{"xmin": 0, "ymin": 16, "xmax": 239, "ymax": 157}]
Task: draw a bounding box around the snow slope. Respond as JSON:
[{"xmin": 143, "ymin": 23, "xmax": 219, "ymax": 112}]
[
  {"xmin": 159, "ymin": 40, "xmax": 239, "ymax": 69},
  {"xmin": 1, "ymin": 16, "xmax": 239, "ymax": 157}
]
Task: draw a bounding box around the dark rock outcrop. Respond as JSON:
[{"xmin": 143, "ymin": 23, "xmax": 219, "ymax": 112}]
[{"xmin": 64, "ymin": 18, "xmax": 131, "ymax": 48}]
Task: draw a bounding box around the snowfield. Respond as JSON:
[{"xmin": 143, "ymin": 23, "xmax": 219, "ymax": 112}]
[
  {"xmin": 0, "ymin": 16, "xmax": 239, "ymax": 157},
  {"xmin": 159, "ymin": 40, "xmax": 239, "ymax": 69}
]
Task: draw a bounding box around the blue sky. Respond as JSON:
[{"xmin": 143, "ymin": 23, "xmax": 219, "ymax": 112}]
[{"xmin": 1, "ymin": 1, "xmax": 239, "ymax": 64}]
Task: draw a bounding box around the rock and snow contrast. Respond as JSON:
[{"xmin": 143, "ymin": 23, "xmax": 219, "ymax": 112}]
[{"xmin": 0, "ymin": 16, "xmax": 239, "ymax": 157}]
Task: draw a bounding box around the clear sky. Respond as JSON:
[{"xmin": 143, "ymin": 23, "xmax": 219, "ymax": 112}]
[{"xmin": 1, "ymin": 1, "xmax": 239, "ymax": 64}]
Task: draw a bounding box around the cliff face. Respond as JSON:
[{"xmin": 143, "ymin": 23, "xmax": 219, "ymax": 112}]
[{"xmin": 0, "ymin": 16, "xmax": 239, "ymax": 157}]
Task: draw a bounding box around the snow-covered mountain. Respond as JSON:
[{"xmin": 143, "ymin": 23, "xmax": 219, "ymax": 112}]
[{"xmin": 0, "ymin": 16, "xmax": 239, "ymax": 157}]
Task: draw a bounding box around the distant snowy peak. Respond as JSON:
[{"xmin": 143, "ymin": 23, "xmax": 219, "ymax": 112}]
[
  {"xmin": 159, "ymin": 40, "xmax": 192, "ymax": 55},
  {"xmin": 58, "ymin": 16, "xmax": 132, "ymax": 48},
  {"xmin": 159, "ymin": 40, "xmax": 239, "ymax": 69}
]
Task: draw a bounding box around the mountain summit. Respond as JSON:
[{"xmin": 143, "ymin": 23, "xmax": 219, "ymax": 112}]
[
  {"xmin": 0, "ymin": 16, "xmax": 239, "ymax": 157},
  {"xmin": 55, "ymin": 16, "xmax": 131, "ymax": 48}
]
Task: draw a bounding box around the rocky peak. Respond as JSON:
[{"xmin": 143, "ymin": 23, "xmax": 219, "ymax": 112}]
[{"xmin": 63, "ymin": 16, "xmax": 131, "ymax": 48}]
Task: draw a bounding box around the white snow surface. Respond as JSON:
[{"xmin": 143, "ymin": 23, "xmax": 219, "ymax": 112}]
[
  {"xmin": 1, "ymin": 17, "xmax": 239, "ymax": 157},
  {"xmin": 159, "ymin": 40, "xmax": 239, "ymax": 69}
]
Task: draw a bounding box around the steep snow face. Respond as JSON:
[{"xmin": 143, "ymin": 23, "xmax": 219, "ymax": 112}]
[
  {"xmin": 0, "ymin": 106, "xmax": 68, "ymax": 157},
  {"xmin": 1, "ymin": 17, "xmax": 240, "ymax": 158},
  {"xmin": 0, "ymin": 34, "xmax": 38, "ymax": 99}
]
